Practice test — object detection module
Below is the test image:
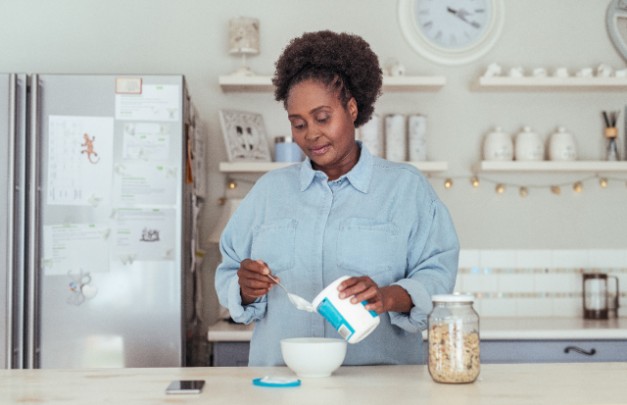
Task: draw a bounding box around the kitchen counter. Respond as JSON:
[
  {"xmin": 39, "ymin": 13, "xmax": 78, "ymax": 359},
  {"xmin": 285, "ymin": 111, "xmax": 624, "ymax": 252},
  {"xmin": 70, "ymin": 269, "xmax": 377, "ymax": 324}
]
[
  {"xmin": 2, "ymin": 363, "xmax": 627, "ymax": 404},
  {"xmin": 208, "ymin": 317, "xmax": 627, "ymax": 342}
]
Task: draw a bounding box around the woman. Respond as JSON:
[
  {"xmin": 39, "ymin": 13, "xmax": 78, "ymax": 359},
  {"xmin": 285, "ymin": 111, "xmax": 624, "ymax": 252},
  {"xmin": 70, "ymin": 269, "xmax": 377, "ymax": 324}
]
[{"xmin": 215, "ymin": 30, "xmax": 459, "ymax": 366}]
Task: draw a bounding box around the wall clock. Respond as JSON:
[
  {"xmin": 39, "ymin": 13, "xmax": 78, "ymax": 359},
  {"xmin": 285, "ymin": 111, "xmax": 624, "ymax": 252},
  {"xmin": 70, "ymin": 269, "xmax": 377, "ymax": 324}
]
[
  {"xmin": 607, "ymin": 0, "xmax": 627, "ymax": 61},
  {"xmin": 398, "ymin": 0, "xmax": 505, "ymax": 65}
]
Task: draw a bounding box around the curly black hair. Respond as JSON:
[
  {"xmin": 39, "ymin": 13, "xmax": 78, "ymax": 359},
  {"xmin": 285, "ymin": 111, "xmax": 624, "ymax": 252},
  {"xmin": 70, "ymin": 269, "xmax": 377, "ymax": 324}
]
[{"xmin": 272, "ymin": 30, "xmax": 382, "ymax": 128}]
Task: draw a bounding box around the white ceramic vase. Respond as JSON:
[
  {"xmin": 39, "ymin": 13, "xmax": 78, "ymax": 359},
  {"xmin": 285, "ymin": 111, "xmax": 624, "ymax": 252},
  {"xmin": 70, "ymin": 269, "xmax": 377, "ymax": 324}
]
[
  {"xmin": 515, "ymin": 126, "xmax": 544, "ymax": 161},
  {"xmin": 482, "ymin": 126, "xmax": 513, "ymax": 161},
  {"xmin": 548, "ymin": 126, "xmax": 577, "ymax": 161}
]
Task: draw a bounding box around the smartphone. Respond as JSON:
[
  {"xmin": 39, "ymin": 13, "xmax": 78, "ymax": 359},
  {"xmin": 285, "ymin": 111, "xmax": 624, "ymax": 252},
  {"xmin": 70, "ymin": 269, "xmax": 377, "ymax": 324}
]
[{"xmin": 165, "ymin": 380, "xmax": 205, "ymax": 394}]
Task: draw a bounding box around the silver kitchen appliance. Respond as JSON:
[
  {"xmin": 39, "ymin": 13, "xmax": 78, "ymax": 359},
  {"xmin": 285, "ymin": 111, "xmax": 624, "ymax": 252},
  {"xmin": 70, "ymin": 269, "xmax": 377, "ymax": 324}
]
[{"xmin": 1, "ymin": 74, "xmax": 203, "ymax": 369}]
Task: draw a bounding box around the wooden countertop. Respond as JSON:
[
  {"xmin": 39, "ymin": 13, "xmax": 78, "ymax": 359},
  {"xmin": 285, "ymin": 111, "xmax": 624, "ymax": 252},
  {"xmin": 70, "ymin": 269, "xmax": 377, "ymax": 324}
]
[
  {"xmin": 207, "ymin": 317, "xmax": 627, "ymax": 342},
  {"xmin": 2, "ymin": 363, "xmax": 627, "ymax": 404}
]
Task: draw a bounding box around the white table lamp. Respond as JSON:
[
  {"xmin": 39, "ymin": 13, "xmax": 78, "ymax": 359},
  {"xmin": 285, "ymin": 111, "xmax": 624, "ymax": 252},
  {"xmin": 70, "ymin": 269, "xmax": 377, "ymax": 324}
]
[{"xmin": 228, "ymin": 17, "xmax": 259, "ymax": 76}]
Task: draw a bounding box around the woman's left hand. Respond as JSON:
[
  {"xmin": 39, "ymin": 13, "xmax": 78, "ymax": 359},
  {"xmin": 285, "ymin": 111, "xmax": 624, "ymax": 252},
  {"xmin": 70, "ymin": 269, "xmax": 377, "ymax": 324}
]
[
  {"xmin": 337, "ymin": 276, "xmax": 413, "ymax": 314},
  {"xmin": 337, "ymin": 276, "xmax": 385, "ymax": 314}
]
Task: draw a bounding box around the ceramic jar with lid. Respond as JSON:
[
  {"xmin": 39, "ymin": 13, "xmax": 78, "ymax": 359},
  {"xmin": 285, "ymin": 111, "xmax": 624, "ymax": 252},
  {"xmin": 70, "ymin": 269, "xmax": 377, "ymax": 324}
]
[
  {"xmin": 482, "ymin": 126, "xmax": 513, "ymax": 161},
  {"xmin": 548, "ymin": 126, "xmax": 577, "ymax": 161},
  {"xmin": 428, "ymin": 294, "xmax": 480, "ymax": 384},
  {"xmin": 515, "ymin": 126, "xmax": 544, "ymax": 161}
]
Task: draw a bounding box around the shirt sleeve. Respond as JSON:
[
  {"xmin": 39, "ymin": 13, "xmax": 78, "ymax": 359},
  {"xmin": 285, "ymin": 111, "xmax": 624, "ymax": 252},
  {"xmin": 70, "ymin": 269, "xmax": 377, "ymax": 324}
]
[
  {"xmin": 389, "ymin": 198, "xmax": 460, "ymax": 333},
  {"xmin": 214, "ymin": 196, "xmax": 268, "ymax": 325}
]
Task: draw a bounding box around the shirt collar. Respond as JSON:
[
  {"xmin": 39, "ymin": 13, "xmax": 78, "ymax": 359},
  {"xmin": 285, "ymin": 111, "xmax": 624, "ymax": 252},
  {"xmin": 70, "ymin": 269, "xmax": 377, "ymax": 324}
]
[{"xmin": 299, "ymin": 141, "xmax": 372, "ymax": 193}]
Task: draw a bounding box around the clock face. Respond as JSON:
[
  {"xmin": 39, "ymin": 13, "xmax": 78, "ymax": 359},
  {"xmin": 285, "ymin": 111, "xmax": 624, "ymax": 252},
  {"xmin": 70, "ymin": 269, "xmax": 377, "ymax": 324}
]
[
  {"xmin": 607, "ymin": 0, "xmax": 627, "ymax": 61},
  {"xmin": 415, "ymin": 0, "xmax": 491, "ymax": 50},
  {"xmin": 398, "ymin": 0, "xmax": 504, "ymax": 65}
]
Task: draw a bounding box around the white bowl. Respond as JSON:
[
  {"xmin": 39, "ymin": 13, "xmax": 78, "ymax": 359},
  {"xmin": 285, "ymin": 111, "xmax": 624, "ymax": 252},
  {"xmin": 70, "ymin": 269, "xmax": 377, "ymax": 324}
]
[{"xmin": 280, "ymin": 337, "xmax": 347, "ymax": 378}]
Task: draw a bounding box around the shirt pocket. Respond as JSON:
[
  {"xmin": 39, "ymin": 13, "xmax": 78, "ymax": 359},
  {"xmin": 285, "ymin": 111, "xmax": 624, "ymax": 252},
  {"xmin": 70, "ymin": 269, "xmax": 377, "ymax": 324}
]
[
  {"xmin": 337, "ymin": 217, "xmax": 403, "ymax": 284},
  {"xmin": 251, "ymin": 218, "xmax": 296, "ymax": 273}
]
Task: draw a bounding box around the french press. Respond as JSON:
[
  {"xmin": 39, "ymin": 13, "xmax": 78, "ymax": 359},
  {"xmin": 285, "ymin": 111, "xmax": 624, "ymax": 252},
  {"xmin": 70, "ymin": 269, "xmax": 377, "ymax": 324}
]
[{"xmin": 583, "ymin": 272, "xmax": 620, "ymax": 320}]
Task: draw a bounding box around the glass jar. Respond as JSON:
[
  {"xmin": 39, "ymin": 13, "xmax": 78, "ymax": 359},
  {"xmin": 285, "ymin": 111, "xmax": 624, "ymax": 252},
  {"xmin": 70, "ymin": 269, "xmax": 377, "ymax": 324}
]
[{"xmin": 428, "ymin": 294, "xmax": 480, "ymax": 384}]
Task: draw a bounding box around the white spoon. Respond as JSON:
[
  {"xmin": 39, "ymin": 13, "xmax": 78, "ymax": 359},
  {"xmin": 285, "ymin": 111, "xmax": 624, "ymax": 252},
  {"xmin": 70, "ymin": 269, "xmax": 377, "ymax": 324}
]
[{"xmin": 267, "ymin": 274, "xmax": 314, "ymax": 312}]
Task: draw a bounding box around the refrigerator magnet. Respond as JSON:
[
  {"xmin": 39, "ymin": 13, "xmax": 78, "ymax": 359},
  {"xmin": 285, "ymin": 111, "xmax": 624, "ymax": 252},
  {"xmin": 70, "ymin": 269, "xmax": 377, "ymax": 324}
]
[{"xmin": 115, "ymin": 77, "xmax": 142, "ymax": 94}]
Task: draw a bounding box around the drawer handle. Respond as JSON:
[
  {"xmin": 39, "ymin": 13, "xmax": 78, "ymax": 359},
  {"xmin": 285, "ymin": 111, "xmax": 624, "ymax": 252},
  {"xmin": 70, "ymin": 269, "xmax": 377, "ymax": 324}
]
[{"xmin": 564, "ymin": 346, "xmax": 596, "ymax": 356}]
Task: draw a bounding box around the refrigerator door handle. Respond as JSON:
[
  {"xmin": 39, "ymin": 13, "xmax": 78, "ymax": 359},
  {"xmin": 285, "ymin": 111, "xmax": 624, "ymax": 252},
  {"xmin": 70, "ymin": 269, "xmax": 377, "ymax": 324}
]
[
  {"xmin": 25, "ymin": 74, "xmax": 40, "ymax": 369},
  {"xmin": 5, "ymin": 74, "xmax": 17, "ymax": 369}
]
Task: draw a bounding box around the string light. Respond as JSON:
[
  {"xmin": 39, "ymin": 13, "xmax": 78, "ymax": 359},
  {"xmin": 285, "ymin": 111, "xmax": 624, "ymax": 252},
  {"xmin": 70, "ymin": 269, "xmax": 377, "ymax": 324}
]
[{"xmin": 428, "ymin": 174, "xmax": 627, "ymax": 197}]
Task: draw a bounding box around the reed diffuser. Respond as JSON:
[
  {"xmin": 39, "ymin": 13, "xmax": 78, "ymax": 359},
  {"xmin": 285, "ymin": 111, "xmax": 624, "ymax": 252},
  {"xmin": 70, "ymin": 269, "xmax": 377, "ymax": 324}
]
[{"xmin": 602, "ymin": 110, "xmax": 620, "ymax": 161}]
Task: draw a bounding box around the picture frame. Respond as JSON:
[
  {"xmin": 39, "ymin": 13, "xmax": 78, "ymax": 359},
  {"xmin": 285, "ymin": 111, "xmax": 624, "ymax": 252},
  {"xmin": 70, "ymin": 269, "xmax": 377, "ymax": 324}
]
[{"xmin": 219, "ymin": 109, "xmax": 271, "ymax": 162}]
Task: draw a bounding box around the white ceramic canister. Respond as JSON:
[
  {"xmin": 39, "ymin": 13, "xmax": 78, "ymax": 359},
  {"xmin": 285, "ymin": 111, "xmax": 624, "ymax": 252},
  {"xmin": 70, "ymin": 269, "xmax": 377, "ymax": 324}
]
[
  {"xmin": 482, "ymin": 126, "xmax": 513, "ymax": 161},
  {"xmin": 358, "ymin": 114, "xmax": 384, "ymax": 158},
  {"xmin": 311, "ymin": 276, "xmax": 380, "ymax": 344},
  {"xmin": 384, "ymin": 114, "xmax": 406, "ymax": 162},
  {"xmin": 548, "ymin": 126, "xmax": 577, "ymax": 161},
  {"xmin": 408, "ymin": 114, "xmax": 428, "ymax": 161},
  {"xmin": 515, "ymin": 126, "xmax": 544, "ymax": 161}
]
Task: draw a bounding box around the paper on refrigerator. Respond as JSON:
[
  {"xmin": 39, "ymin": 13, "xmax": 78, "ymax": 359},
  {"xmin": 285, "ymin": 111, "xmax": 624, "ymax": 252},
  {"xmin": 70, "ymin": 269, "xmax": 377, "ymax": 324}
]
[
  {"xmin": 113, "ymin": 163, "xmax": 178, "ymax": 207},
  {"xmin": 121, "ymin": 122, "xmax": 170, "ymax": 160},
  {"xmin": 42, "ymin": 223, "xmax": 110, "ymax": 275},
  {"xmin": 46, "ymin": 116, "xmax": 114, "ymax": 206},
  {"xmin": 115, "ymin": 85, "xmax": 180, "ymax": 122},
  {"xmin": 112, "ymin": 208, "xmax": 176, "ymax": 263}
]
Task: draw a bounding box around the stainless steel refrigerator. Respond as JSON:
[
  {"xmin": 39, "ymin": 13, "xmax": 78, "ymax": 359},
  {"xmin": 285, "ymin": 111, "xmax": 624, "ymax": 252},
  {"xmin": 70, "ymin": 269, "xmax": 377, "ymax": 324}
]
[{"xmin": 1, "ymin": 73, "xmax": 200, "ymax": 369}]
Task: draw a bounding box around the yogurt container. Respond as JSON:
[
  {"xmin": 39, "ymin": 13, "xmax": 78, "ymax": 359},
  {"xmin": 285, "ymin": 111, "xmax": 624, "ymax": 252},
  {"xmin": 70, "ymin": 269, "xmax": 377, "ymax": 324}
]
[{"xmin": 311, "ymin": 276, "xmax": 380, "ymax": 344}]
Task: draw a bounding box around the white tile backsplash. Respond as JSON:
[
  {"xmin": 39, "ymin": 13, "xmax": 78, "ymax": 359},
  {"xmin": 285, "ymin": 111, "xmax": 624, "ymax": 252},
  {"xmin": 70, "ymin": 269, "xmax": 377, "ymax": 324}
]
[
  {"xmin": 534, "ymin": 273, "xmax": 578, "ymax": 294},
  {"xmin": 479, "ymin": 250, "xmax": 518, "ymax": 268},
  {"xmin": 551, "ymin": 298, "xmax": 582, "ymax": 318},
  {"xmin": 458, "ymin": 249, "xmax": 627, "ymax": 318},
  {"xmin": 478, "ymin": 298, "xmax": 516, "ymax": 317},
  {"xmin": 588, "ymin": 249, "xmax": 627, "ymax": 268},
  {"xmin": 516, "ymin": 298, "xmax": 554, "ymax": 318},
  {"xmin": 551, "ymin": 250, "xmax": 590, "ymax": 268},
  {"xmin": 461, "ymin": 273, "xmax": 499, "ymax": 293},
  {"xmin": 498, "ymin": 274, "xmax": 535, "ymax": 293},
  {"xmin": 516, "ymin": 250, "xmax": 552, "ymax": 268},
  {"xmin": 458, "ymin": 249, "xmax": 480, "ymax": 268}
]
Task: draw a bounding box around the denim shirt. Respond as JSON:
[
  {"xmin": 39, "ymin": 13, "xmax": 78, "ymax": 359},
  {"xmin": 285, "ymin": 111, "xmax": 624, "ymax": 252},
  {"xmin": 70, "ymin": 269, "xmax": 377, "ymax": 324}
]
[{"xmin": 215, "ymin": 143, "xmax": 459, "ymax": 366}]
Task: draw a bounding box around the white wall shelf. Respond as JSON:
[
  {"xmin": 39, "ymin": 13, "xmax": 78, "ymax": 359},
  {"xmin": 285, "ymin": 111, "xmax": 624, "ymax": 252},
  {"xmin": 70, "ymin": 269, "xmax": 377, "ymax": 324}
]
[
  {"xmin": 219, "ymin": 75, "xmax": 447, "ymax": 92},
  {"xmin": 475, "ymin": 76, "xmax": 627, "ymax": 91},
  {"xmin": 220, "ymin": 161, "xmax": 448, "ymax": 173},
  {"xmin": 475, "ymin": 161, "xmax": 627, "ymax": 173}
]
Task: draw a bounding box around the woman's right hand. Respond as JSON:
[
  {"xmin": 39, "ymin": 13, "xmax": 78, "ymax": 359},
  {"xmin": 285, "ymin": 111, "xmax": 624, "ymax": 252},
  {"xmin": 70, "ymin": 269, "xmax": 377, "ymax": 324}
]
[{"xmin": 237, "ymin": 259, "xmax": 274, "ymax": 305}]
